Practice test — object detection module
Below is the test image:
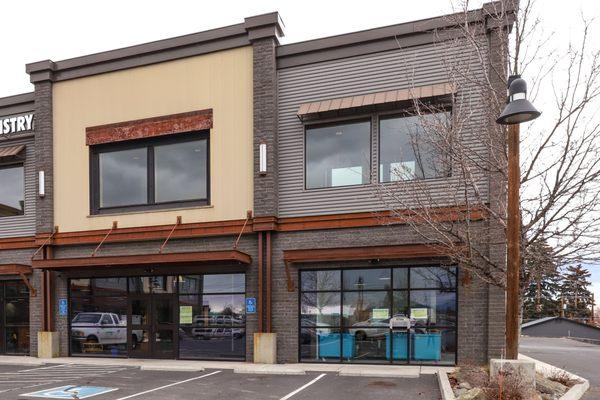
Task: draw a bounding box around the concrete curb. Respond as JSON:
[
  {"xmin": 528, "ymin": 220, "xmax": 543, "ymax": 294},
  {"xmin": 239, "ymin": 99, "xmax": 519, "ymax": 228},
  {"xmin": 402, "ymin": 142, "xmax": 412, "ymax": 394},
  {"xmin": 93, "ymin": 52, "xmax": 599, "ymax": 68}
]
[
  {"xmin": 0, "ymin": 357, "xmax": 45, "ymax": 366},
  {"xmin": 519, "ymin": 354, "xmax": 590, "ymax": 400},
  {"xmin": 437, "ymin": 370, "xmax": 456, "ymax": 400},
  {"xmin": 233, "ymin": 366, "xmax": 306, "ymax": 375},
  {"xmin": 140, "ymin": 365, "xmax": 205, "ymax": 372},
  {"xmin": 338, "ymin": 365, "xmax": 420, "ymax": 378}
]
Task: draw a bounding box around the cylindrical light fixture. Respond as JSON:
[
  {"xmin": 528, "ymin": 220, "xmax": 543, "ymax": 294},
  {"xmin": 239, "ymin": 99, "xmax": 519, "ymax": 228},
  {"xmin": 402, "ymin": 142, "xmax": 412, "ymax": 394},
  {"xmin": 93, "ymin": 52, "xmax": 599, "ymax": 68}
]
[
  {"xmin": 38, "ymin": 170, "xmax": 45, "ymax": 197},
  {"xmin": 259, "ymin": 143, "xmax": 267, "ymax": 175}
]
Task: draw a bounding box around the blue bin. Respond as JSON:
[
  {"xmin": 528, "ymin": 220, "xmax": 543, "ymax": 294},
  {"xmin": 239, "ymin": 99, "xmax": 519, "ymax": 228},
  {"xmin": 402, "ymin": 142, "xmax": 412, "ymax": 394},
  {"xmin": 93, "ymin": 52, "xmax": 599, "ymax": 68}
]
[
  {"xmin": 412, "ymin": 333, "xmax": 442, "ymax": 361},
  {"xmin": 385, "ymin": 332, "xmax": 408, "ymax": 360},
  {"xmin": 317, "ymin": 333, "xmax": 355, "ymax": 358}
]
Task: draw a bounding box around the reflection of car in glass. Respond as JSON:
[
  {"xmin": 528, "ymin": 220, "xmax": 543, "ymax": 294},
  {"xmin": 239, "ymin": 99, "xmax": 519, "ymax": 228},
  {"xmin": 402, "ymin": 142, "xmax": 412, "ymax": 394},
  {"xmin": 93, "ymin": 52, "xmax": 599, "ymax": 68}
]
[
  {"xmin": 191, "ymin": 327, "xmax": 244, "ymax": 339},
  {"xmin": 348, "ymin": 314, "xmax": 411, "ymax": 341},
  {"xmin": 71, "ymin": 312, "xmax": 142, "ymax": 348},
  {"xmin": 190, "ymin": 315, "xmax": 244, "ymax": 338}
]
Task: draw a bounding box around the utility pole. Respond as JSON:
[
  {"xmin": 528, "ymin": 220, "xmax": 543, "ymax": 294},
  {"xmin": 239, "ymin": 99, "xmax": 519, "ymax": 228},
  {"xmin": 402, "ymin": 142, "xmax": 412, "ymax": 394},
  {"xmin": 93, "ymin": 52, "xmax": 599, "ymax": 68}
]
[
  {"xmin": 505, "ymin": 122, "xmax": 521, "ymax": 360},
  {"xmin": 496, "ymin": 75, "xmax": 540, "ymax": 360}
]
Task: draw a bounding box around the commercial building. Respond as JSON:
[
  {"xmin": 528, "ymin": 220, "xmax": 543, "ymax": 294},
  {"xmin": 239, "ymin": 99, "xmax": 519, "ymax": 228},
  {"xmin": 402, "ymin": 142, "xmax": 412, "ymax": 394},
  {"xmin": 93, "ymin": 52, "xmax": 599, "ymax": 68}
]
[{"xmin": 0, "ymin": 2, "xmax": 512, "ymax": 365}]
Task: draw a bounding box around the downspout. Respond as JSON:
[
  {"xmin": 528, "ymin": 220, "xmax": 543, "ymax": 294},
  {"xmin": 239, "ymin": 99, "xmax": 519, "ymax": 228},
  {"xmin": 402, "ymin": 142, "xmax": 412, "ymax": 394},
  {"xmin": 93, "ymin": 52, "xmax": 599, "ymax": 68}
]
[
  {"xmin": 266, "ymin": 231, "xmax": 272, "ymax": 333},
  {"xmin": 257, "ymin": 232, "xmax": 264, "ymax": 333}
]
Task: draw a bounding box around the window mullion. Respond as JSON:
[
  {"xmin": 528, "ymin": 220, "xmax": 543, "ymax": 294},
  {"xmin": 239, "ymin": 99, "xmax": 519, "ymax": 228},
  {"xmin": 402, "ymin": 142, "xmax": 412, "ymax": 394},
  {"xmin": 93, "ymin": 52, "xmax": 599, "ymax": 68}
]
[{"xmin": 148, "ymin": 145, "xmax": 155, "ymax": 205}]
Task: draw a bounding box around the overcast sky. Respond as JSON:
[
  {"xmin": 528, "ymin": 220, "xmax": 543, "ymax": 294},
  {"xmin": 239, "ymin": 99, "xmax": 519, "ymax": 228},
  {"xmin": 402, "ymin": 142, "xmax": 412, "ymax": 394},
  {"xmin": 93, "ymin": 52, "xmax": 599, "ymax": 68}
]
[{"xmin": 1, "ymin": 0, "xmax": 599, "ymax": 303}]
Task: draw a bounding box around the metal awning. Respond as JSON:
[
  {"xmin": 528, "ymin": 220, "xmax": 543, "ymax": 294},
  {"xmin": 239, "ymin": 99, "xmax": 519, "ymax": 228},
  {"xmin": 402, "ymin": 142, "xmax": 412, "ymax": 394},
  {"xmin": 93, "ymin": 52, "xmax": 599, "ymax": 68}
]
[
  {"xmin": 296, "ymin": 83, "xmax": 455, "ymax": 120},
  {"xmin": 282, "ymin": 244, "xmax": 447, "ymax": 291},
  {"xmin": 0, "ymin": 264, "xmax": 32, "ymax": 275},
  {"xmin": 0, "ymin": 144, "xmax": 25, "ymax": 159},
  {"xmin": 31, "ymin": 250, "xmax": 252, "ymax": 270}
]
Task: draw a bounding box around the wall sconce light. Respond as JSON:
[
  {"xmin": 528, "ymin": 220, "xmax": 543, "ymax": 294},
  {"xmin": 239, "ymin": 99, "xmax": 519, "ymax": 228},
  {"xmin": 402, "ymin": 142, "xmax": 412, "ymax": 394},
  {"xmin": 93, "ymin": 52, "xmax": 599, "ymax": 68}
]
[
  {"xmin": 259, "ymin": 143, "xmax": 267, "ymax": 175},
  {"xmin": 38, "ymin": 171, "xmax": 45, "ymax": 197}
]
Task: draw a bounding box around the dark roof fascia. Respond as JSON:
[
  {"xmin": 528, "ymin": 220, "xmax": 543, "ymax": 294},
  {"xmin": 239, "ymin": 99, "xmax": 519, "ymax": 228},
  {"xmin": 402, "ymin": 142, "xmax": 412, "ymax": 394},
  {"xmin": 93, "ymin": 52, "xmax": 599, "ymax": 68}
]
[
  {"xmin": 0, "ymin": 92, "xmax": 35, "ymax": 117},
  {"xmin": 26, "ymin": 12, "xmax": 283, "ymax": 83},
  {"xmin": 276, "ymin": 1, "xmax": 516, "ymax": 69},
  {"xmin": 522, "ymin": 317, "xmax": 600, "ymax": 331}
]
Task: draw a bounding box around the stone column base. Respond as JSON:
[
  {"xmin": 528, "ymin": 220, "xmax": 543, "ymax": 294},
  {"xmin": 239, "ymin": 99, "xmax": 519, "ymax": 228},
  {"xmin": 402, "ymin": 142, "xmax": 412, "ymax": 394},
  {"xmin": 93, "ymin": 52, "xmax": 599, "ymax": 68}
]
[
  {"xmin": 490, "ymin": 359, "xmax": 536, "ymax": 389},
  {"xmin": 37, "ymin": 331, "xmax": 60, "ymax": 358},
  {"xmin": 253, "ymin": 332, "xmax": 277, "ymax": 364}
]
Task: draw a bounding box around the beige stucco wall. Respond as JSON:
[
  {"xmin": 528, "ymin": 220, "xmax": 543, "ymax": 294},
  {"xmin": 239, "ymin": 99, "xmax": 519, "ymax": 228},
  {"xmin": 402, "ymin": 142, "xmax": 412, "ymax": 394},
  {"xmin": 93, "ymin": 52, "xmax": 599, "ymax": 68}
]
[{"xmin": 53, "ymin": 46, "xmax": 254, "ymax": 232}]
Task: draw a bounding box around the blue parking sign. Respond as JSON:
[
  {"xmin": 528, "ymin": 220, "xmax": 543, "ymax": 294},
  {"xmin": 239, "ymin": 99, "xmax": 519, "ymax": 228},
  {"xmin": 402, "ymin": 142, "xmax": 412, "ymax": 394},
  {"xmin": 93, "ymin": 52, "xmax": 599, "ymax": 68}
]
[
  {"xmin": 21, "ymin": 385, "xmax": 118, "ymax": 399},
  {"xmin": 58, "ymin": 299, "xmax": 68, "ymax": 316},
  {"xmin": 246, "ymin": 297, "xmax": 256, "ymax": 314}
]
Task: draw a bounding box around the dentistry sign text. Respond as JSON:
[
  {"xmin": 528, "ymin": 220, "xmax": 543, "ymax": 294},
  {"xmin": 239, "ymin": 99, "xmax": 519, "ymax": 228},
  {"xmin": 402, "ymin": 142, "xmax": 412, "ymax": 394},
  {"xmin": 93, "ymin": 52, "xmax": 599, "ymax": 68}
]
[{"xmin": 0, "ymin": 114, "xmax": 34, "ymax": 135}]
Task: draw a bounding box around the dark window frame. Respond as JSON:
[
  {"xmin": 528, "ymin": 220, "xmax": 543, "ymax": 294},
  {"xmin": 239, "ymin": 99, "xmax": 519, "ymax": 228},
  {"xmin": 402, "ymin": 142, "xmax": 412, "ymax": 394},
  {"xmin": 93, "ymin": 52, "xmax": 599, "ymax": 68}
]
[
  {"xmin": 304, "ymin": 117, "xmax": 373, "ymax": 190},
  {"xmin": 298, "ymin": 264, "xmax": 458, "ymax": 365},
  {"xmin": 0, "ymin": 162, "xmax": 25, "ymax": 218},
  {"xmin": 90, "ymin": 131, "xmax": 210, "ymax": 215}
]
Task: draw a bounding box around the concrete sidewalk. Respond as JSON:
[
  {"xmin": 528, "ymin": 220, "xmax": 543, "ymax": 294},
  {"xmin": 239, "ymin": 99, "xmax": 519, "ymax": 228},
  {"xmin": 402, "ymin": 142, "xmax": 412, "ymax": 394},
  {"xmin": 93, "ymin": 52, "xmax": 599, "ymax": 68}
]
[{"xmin": 0, "ymin": 355, "xmax": 454, "ymax": 378}]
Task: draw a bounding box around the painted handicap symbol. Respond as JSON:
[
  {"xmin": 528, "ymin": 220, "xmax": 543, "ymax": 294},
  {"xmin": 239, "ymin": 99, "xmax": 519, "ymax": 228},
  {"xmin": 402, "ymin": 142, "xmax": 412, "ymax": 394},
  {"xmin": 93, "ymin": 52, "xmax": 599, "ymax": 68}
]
[{"xmin": 21, "ymin": 385, "xmax": 118, "ymax": 399}]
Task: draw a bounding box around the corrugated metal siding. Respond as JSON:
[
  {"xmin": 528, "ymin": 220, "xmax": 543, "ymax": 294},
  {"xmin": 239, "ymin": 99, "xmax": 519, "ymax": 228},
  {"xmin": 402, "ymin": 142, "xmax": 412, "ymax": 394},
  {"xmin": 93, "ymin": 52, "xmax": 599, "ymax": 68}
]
[
  {"xmin": 277, "ymin": 42, "xmax": 490, "ymax": 217},
  {"xmin": 0, "ymin": 135, "xmax": 36, "ymax": 238}
]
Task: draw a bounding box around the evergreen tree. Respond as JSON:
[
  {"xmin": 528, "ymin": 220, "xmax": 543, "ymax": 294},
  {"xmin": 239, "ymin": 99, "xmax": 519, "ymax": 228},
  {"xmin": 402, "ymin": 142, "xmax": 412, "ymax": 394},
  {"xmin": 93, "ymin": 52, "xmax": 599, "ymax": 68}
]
[
  {"xmin": 522, "ymin": 239, "xmax": 560, "ymax": 320},
  {"xmin": 561, "ymin": 264, "xmax": 593, "ymax": 320}
]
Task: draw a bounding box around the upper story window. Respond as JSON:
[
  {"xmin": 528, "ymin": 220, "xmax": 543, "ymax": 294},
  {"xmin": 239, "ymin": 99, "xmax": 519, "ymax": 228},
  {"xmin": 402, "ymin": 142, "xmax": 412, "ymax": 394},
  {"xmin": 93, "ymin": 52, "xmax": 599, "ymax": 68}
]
[
  {"xmin": 91, "ymin": 132, "xmax": 209, "ymax": 214},
  {"xmin": 379, "ymin": 112, "xmax": 451, "ymax": 182},
  {"xmin": 0, "ymin": 164, "xmax": 24, "ymax": 217},
  {"xmin": 305, "ymin": 120, "xmax": 371, "ymax": 189}
]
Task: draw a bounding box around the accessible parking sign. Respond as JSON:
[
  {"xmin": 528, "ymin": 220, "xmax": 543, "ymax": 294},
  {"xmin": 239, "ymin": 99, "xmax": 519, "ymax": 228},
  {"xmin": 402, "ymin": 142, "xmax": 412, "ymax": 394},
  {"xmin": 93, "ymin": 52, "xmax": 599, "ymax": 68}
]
[{"xmin": 21, "ymin": 385, "xmax": 118, "ymax": 399}]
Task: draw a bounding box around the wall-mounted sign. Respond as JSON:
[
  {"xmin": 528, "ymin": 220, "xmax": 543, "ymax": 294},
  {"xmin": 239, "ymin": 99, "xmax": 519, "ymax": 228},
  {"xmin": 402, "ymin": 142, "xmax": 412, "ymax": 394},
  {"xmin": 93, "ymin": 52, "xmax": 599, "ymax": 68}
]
[
  {"xmin": 246, "ymin": 297, "xmax": 256, "ymax": 314},
  {"xmin": 0, "ymin": 114, "xmax": 34, "ymax": 135},
  {"xmin": 372, "ymin": 308, "xmax": 389, "ymax": 319},
  {"xmin": 179, "ymin": 306, "xmax": 193, "ymax": 324},
  {"xmin": 58, "ymin": 298, "xmax": 68, "ymax": 316}
]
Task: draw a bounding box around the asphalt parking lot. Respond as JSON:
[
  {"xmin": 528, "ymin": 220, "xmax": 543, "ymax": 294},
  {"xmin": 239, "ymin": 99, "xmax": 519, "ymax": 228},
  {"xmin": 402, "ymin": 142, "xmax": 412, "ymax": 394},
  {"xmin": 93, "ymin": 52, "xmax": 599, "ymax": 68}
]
[
  {"xmin": 0, "ymin": 363, "xmax": 440, "ymax": 400},
  {"xmin": 520, "ymin": 336, "xmax": 600, "ymax": 400}
]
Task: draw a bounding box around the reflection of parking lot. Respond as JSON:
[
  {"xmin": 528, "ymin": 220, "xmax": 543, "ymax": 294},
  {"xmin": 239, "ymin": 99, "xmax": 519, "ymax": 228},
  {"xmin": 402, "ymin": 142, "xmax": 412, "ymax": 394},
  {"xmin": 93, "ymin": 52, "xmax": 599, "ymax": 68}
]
[{"xmin": 2, "ymin": 364, "xmax": 439, "ymax": 400}]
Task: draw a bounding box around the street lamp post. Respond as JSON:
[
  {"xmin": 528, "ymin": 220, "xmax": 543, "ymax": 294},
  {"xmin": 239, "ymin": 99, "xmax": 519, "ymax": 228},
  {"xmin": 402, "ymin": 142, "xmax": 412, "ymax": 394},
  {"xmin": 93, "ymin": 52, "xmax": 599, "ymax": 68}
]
[{"xmin": 496, "ymin": 75, "xmax": 541, "ymax": 359}]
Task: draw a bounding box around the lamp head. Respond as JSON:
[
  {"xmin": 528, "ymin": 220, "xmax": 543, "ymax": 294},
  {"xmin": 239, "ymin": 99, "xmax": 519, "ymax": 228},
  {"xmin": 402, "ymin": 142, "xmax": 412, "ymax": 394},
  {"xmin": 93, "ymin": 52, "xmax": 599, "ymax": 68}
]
[{"xmin": 496, "ymin": 75, "xmax": 541, "ymax": 125}]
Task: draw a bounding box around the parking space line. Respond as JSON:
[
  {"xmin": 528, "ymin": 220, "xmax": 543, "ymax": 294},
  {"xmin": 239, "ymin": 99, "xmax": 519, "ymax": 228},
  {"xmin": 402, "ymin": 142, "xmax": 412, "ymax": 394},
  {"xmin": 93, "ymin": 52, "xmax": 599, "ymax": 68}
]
[
  {"xmin": 113, "ymin": 370, "xmax": 222, "ymax": 400},
  {"xmin": 279, "ymin": 373, "xmax": 326, "ymax": 400},
  {"xmin": 18, "ymin": 365, "xmax": 65, "ymax": 373}
]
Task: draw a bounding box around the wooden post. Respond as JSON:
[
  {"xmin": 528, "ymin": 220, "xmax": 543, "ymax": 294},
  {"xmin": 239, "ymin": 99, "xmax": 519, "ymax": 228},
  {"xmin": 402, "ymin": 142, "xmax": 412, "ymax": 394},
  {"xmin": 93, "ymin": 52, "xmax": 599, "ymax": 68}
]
[{"xmin": 506, "ymin": 123, "xmax": 521, "ymax": 359}]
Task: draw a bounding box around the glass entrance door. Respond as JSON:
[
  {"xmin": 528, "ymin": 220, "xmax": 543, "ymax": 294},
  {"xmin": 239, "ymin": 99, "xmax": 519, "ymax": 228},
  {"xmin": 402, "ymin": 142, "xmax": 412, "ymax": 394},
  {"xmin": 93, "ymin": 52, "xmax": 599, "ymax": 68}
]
[{"xmin": 129, "ymin": 295, "xmax": 176, "ymax": 359}]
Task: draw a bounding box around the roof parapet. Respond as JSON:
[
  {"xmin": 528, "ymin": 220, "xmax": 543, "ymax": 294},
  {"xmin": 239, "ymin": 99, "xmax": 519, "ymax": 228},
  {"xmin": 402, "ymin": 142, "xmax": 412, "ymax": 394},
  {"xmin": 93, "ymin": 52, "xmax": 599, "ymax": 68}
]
[
  {"xmin": 24, "ymin": 12, "xmax": 285, "ymax": 84},
  {"xmin": 244, "ymin": 12, "xmax": 284, "ymax": 42}
]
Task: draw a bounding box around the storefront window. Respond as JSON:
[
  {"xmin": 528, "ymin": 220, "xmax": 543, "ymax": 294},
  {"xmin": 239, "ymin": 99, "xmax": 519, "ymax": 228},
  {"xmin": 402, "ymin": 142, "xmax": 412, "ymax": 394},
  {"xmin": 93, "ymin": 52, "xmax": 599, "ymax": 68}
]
[
  {"xmin": 69, "ymin": 273, "xmax": 246, "ymax": 360},
  {"xmin": 299, "ymin": 265, "xmax": 457, "ymax": 365},
  {"xmin": 305, "ymin": 120, "xmax": 371, "ymax": 189},
  {"xmin": 0, "ymin": 165, "xmax": 24, "ymax": 217},
  {"xmin": 91, "ymin": 132, "xmax": 210, "ymax": 214},
  {"xmin": 178, "ymin": 274, "xmax": 246, "ymax": 360},
  {"xmin": 69, "ymin": 294, "xmax": 128, "ymax": 357}
]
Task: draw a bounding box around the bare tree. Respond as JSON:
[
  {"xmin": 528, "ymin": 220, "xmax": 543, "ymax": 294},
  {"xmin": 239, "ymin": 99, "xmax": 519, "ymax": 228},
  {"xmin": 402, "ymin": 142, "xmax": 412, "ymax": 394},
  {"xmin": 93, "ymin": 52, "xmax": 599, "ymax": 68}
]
[{"xmin": 375, "ymin": 0, "xmax": 600, "ymax": 290}]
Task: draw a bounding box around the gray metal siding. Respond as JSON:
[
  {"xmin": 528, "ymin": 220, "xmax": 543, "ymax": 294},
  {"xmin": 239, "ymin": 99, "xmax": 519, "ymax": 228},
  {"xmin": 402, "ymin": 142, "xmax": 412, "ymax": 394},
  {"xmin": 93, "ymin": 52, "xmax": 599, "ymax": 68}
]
[
  {"xmin": 277, "ymin": 42, "xmax": 489, "ymax": 217},
  {"xmin": 0, "ymin": 135, "xmax": 36, "ymax": 238}
]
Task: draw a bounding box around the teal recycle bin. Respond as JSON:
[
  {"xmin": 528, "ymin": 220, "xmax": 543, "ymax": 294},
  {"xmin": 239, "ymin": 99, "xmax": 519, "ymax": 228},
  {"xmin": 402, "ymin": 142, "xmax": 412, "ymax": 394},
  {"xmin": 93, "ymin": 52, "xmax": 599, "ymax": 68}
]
[
  {"xmin": 317, "ymin": 333, "xmax": 355, "ymax": 358},
  {"xmin": 385, "ymin": 332, "xmax": 408, "ymax": 360},
  {"xmin": 412, "ymin": 333, "xmax": 442, "ymax": 361}
]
